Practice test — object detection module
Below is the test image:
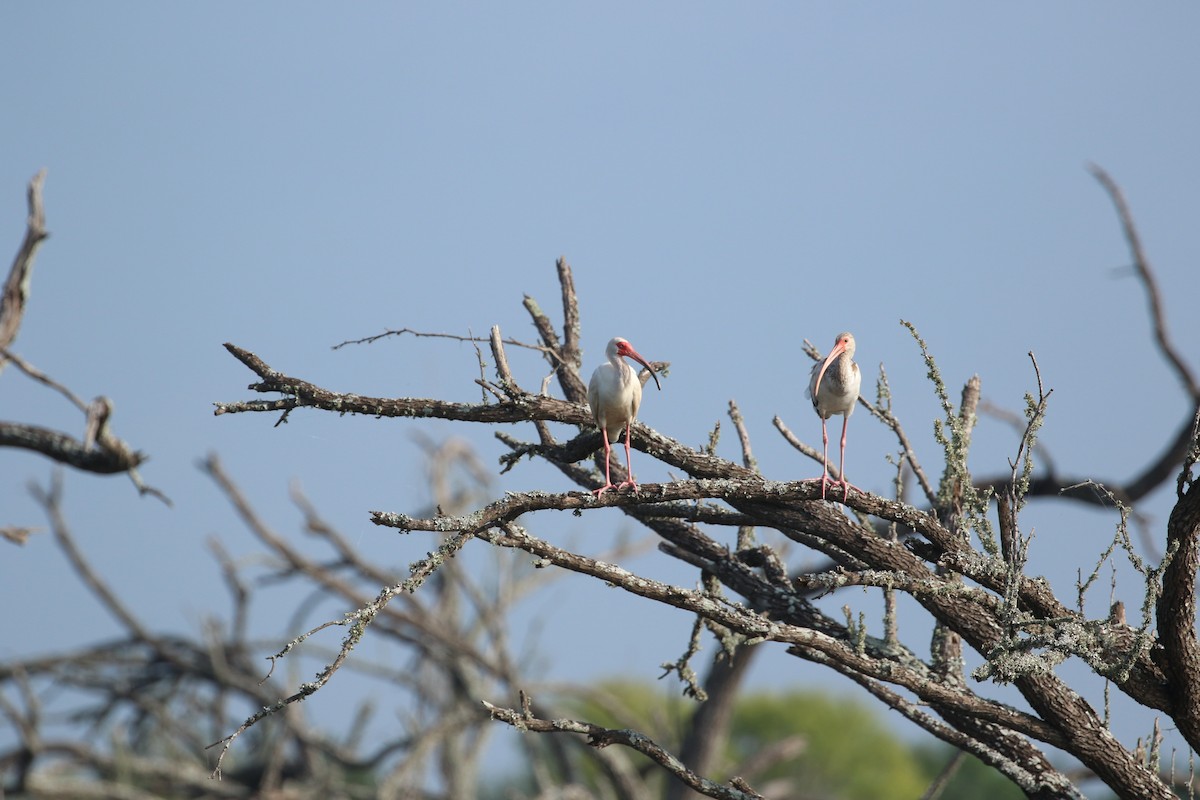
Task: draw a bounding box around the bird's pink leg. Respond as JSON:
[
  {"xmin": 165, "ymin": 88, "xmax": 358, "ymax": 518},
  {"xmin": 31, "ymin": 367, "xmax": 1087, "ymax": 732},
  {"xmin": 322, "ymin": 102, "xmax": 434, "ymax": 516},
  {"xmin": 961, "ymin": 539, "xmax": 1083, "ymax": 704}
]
[
  {"xmin": 593, "ymin": 429, "xmax": 616, "ymax": 495},
  {"xmin": 838, "ymin": 415, "xmax": 851, "ymax": 502},
  {"xmin": 819, "ymin": 417, "xmax": 831, "ymax": 500},
  {"xmin": 618, "ymin": 422, "xmax": 639, "ymax": 491}
]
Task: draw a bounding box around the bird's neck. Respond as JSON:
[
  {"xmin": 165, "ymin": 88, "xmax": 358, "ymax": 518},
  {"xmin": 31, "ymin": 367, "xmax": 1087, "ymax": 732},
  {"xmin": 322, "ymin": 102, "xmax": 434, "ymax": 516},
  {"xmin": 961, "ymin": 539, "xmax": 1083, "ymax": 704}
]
[{"xmin": 830, "ymin": 353, "xmax": 854, "ymax": 384}]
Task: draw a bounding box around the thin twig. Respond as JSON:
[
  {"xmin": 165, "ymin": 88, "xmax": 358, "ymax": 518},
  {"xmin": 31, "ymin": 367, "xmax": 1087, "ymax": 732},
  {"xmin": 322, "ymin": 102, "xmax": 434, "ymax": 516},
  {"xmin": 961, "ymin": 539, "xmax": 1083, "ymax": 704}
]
[
  {"xmin": 331, "ymin": 326, "xmax": 554, "ymax": 358},
  {"xmin": 727, "ymin": 399, "xmax": 757, "ymax": 473},
  {"xmin": 482, "ymin": 696, "xmax": 767, "ymax": 800},
  {"xmin": 30, "ymin": 472, "xmax": 154, "ymax": 642},
  {"xmin": 490, "ymin": 325, "xmax": 518, "ymax": 393},
  {"xmin": 1089, "ymin": 163, "xmax": 1198, "ymax": 399},
  {"xmin": 0, "ymin": 347, "xmax": 89, "ymax": 412}
]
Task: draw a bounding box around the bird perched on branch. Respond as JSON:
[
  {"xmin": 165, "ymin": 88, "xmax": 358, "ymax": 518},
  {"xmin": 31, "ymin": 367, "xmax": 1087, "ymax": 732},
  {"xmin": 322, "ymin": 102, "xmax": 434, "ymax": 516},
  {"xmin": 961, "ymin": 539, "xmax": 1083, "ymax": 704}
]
[
  {"xmin": 588, "ymin": 337, "xmax": 661, "ymax": 495},
  {"xmin": 810, "ymin": 331, "xmax": 861, "ymax": 501}
]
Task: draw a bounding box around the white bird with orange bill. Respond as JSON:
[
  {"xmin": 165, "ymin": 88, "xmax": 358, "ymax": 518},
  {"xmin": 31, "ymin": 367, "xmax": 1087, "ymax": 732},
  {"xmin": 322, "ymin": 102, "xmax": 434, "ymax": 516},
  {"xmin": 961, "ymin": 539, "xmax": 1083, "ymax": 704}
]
[
  {"xmin": 588, "ymin": 337, "xmax": 661, "ymax": 495},
  {"xmin": 809, "ymin": 331, "xmax": 861, "ymax": 501}
]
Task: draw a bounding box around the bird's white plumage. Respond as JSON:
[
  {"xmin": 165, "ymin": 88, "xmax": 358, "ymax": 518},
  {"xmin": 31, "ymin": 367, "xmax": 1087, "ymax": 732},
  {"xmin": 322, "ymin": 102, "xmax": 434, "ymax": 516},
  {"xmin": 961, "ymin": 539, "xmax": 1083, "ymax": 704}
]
[
  {"xmin": 587, "ymin": 337, "xmax": 660, "ymax": 494},
  {"xmin": 809, "ymin": 332, "xmax": 861, "ymax": 419},
  {"xmin": 589, "ymin": 343, "xmax": 643, "ymax": 442},
  {"xmin": 809, "ymin": 332, "xmax": 861, "ymax": 500}
]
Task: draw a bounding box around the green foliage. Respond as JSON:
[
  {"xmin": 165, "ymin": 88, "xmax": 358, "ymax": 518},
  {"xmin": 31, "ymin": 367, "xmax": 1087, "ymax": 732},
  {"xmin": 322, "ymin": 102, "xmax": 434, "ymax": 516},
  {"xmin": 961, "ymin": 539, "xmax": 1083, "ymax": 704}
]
[
  {"xmin": 912, "ymin": 745, "xmax": 1027, "ymax": 800},
  {"xmin": 560, "ymin": 681, "xmax": 1025, "ymax": 799},
  {"xmin": 728, "ymin": 690, "xmax": 928, "ymax": 800}
]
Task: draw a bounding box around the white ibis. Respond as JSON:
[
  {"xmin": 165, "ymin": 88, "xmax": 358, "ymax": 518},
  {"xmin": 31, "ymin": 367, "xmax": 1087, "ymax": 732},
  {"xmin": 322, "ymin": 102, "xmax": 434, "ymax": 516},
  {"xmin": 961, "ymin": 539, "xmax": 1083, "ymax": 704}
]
[
  {"xmin": 809, "ymin": 331, "xmax": 861, "ymax": 501},
  {"xmin": 588, "ymin": 337, "xmax": 661, "ymax": 495}
]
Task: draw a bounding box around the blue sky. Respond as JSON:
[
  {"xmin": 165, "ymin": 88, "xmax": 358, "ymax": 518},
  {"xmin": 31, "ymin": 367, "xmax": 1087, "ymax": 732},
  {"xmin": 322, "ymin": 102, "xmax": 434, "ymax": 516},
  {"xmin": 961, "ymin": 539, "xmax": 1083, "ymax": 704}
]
[{"xmin": 2, "ymin": 2, "xmax": 1199, "ymax": 779}]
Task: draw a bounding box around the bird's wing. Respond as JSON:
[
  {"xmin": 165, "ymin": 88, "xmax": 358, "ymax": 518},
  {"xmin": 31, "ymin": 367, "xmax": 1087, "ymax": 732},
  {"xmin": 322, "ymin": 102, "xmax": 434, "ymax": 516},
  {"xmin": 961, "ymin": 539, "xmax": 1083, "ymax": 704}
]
[
  {"xmin": 808, "ymin": 359, "xmax": 822, "ymax": 408},
  {"xmin": 587, "ymin": 367, "xmax": 604, "ymax": 426}
]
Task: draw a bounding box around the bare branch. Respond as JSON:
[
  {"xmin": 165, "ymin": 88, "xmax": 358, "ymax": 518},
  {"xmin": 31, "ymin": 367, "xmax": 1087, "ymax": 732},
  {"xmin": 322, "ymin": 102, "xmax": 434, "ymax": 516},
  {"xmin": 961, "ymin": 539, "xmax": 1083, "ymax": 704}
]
[
  {"xmin": 556, "ymin": 257, "xmax": 582, "ymax": 377},
  {"xmin": 0, "ymin": 421, "xmax": 145, "ymax": 474},
  {"xmin": 0, "ymin": 347, "xmax": 89, "ymax": 412},
  {"xmin": 29, "ymin": 473, "xmax": 154, "ymax": 642},
  {"xmin": 727, "ymin": 399, "xmax": 757, "ymax": 473},
  {"xmin": 331, "ymin": 325, "xmax": 552, "ymax": 357},
  {"xmin": 215, "ymin": 341, "xmax": 590, "ymax": 426},
  {"xmin": 482, "ymin": 695, "xmax": 768, "ymax": 800},
  {"xmin": 489, "ymin": 324, "xmax": 517, "ymax": 392},
  {"xmin": 1089, "ymin": 163, "xmax": 1198, "ymax": 399},
  {"xmin": 973, "ymin": 168, "xmax": 1200, "ymax": 506},
  {"xmin": 0, "ymin": 525, "xmax": 39, "ymax": 545},
  {"xmin": 0, "ymin": 169, "xmax": 48, "ymax": 357},
  {"xmin": 523, "ymin": 275, "xmax": 588, "ymax": 404}
]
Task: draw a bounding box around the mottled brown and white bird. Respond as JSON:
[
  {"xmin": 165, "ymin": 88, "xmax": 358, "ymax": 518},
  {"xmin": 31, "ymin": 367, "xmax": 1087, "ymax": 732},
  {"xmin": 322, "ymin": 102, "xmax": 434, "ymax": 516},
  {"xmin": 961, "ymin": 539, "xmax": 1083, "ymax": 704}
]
[
  {"xmin": 809, "ymin": 332, "xmax": 861, "ymax": 501},
  {"xmin": 588, "ymin": 337, "xmax": 661, "ymax": 495}
]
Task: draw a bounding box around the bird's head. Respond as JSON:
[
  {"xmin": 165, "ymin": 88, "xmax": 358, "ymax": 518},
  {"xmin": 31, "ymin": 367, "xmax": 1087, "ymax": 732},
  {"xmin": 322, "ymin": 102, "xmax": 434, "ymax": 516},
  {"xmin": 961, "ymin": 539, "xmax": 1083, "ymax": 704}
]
[
  {"xmin": 813, "ymin": 331, "xmax": 856, "ymax": 397},
  {"xmin": 610, "ymin": 337, "xmax": 661, "ymax": 391}
]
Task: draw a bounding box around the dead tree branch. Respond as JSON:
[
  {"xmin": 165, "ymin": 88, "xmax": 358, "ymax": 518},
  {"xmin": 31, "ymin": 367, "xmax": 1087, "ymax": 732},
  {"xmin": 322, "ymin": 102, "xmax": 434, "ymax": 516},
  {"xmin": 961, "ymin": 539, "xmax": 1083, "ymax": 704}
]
[
  {"xmin": 0, "ymin": 172, "xmax": 163, "ymax": 499},
  {"xmin": 208, "ymin": 179, "xmax": 1195, "ymax": 798},
  {"xmin": 0, "ymin": 169, "xmax": 48, "ymax": 358},
  {"xmin": 483, "ymin": 694, "xmax": 768, "ymax": 800}
]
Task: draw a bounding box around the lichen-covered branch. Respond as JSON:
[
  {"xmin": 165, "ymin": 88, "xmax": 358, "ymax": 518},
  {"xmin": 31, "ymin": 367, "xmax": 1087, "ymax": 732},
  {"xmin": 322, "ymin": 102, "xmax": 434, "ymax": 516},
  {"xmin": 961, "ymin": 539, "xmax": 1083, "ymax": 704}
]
[{"xmin": 210, "ymin": 180, "xmax": 1199, "ymax": 798}]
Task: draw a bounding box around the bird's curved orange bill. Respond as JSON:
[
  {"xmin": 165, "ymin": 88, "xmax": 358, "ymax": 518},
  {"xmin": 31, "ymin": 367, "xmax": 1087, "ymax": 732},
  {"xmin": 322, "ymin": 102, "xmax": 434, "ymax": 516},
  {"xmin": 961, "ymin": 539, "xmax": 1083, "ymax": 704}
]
[
  {"xmin": 629, "ymin": 350, "xmax": 661, "ymax": 391},
  {"xmin": 813, "ymin": 339, "xmax": 848, "ymax": 398}
]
